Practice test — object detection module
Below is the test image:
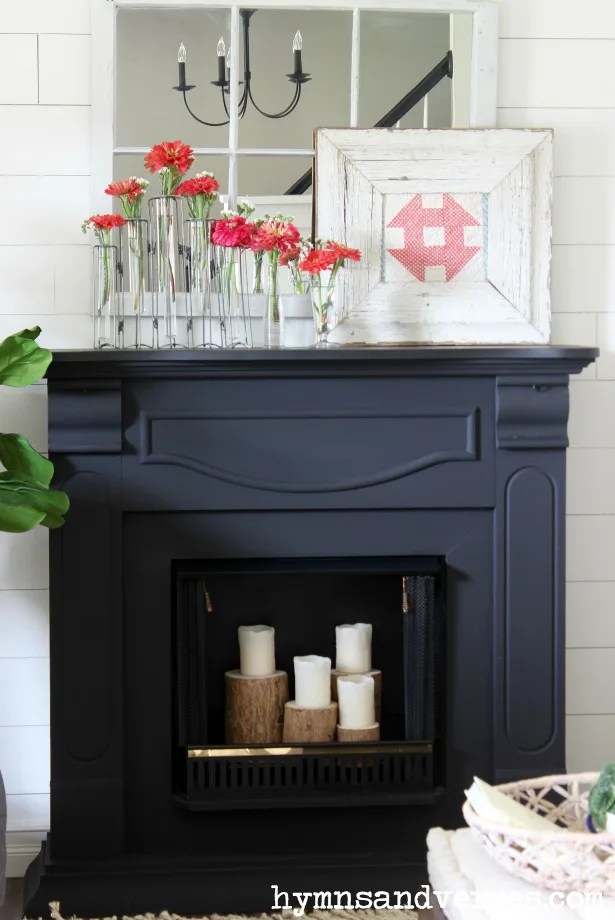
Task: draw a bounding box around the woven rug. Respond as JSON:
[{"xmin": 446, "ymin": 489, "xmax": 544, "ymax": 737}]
[{"xmin": 47, "ymin": 903, "xmax": 419, "ymax": 920}]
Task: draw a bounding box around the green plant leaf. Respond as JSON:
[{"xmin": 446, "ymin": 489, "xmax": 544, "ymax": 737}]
[
  {"xmin": 0, "ymin": 434, "xmax": 53, "ymax": 485},
  {"xmin": 0, "ymin": 327, "xmax": 52, "ymax": 387},
  {"xmin": 14, "ymin": 327, "xmax": 43, "ymax": 341},
  {"xmin": 0, "ymin": 497, "xmax": 45, "ymax": 532},
  {"xmin": 589, "ymin": 763, "xmax": 615, "ymax": 830},
  {"xmin": 0, "ymin": 471, "xmax": 69, "ymax": 532}
]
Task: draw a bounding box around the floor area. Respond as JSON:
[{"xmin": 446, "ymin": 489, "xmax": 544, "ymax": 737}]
[
  {"xmin": 2, "ymin": 881, "xmax": 22, "ymax": 920},
  {"xmin": 4, "ymin": 878, "xmax": 441, "ymax": 919}
]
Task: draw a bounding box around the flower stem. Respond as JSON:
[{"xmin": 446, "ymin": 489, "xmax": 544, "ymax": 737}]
[
  {"xmin": 253, "ymin": 252, "xmax": 264, "ymax": 294},
  {"xmin": 267, "ymin": 252, "xmax": 279, "ymax": 322}
]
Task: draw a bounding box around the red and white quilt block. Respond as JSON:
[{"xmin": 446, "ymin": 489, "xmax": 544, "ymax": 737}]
[
  {"xmin": 315, "ymin": 128, "xmax": 553, "ymax": 345},
  {"xmin": 385, "ymin": 193, "xmax": 486, "ymax": 283}
]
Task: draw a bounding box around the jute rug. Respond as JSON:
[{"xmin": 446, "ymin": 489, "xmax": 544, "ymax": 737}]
[{"xmin": 46, "ymin": 902, "xmax": 419, "ymax": 920}]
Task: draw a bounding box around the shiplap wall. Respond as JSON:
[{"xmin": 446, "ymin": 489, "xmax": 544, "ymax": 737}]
[
  {"xmin": 0, "ymin": 0, "xmax": 92, "ymax": 875},
  {"xmin": 497, "ymin": 0, "xmax": 615, "ymax": 769},
  {"xmin": 0, "ymin": 0, "xmax": 614, "ymax": 876}
]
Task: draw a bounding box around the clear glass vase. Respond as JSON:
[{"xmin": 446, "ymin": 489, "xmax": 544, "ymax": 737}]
[
  {"xmin": 186, "ymin": 218, "xmax": 220, "ymax": 347},
  {"xmin": 148, "ymin": 196, "xmax": 186, "ymax": 348},
  {"xmin": 120, "ymin": 218, "xmax": 149, "ymax": 348},
  {"xmin": 218, "ymin": 246, "xmax": 253, "ymax": 348},
  {"xmin": 252, "ymin": 251, "xmax": 265, "ymax": 295},
  {"xmin": 92, "ymin": 244, "xmax": 120, "ymax": 349},
  {"xmin": 311, "ymin": 275, "xmax": 336, "ymax": 347},
  {"xmin": 290, "ymin": 268, "xmax": 311, "ymax": 297},
  {"xmin": 264, "ymin": 256, "xmax": 284, "ymax": 349}
]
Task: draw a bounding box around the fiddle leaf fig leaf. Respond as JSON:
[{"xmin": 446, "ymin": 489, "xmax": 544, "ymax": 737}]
[
  {"xmin": 14, "ymin": 327, "xmax": 43, "ymax": 341},
  {"xmin": 0, "ymin": 327, "xmax": 52, "ymax": 387},
  {"xmin": 0, "ymin": 471, "xmax": 69, "ymax": 533},
  {"xmin": 0, "ymin": 434, "xmax": 53, "ymax": 486},
  {"xmin": 0, "ymin": 328, "xmax": 68, "ymax": 534}
]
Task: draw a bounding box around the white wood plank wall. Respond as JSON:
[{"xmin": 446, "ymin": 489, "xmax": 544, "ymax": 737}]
[
  {"xmin": 499, "ymin": 0, "xmax": 615, "ymax": 772},
  {"xmin": 0, "ymin": 0, "xmax": 613, "ymax": 875},
  {"xmin": 0, "ymin": 0, "xmax": 91, "ymax": 876}
]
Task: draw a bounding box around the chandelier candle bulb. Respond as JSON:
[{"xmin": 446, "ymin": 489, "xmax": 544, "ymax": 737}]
[
  {"xmin": 217, "ymin": 37, "xmax": 226, "ymax": 84},
  {"xmin": 177, "ymin": 43, "xmax": 187, "ymax": 89},
  {"xmin": 238, "ymin": 625, "xmax": 275, "ymax": 677},
  {"xmin": 337, "ymin": 674, "xmax": 376, "ymax": 730},
  {"xmin": 293, "ymin": 30, "xmax": 303, "ymax": 75},
  {"xmin": 294, "ymin": 655, "xmax": 331, "ymax": 708},
  {"xmin": 336, "ymin": 623, "xmax": 372, "ymax": 673}
]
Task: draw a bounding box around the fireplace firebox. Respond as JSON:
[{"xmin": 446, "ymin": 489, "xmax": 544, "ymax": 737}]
[
  {"xmin": 174, "ymin": 559, "xmax": 444, "ymax": 810},
  {"xmin": 24, "ymin": 347, "xmax": 596, "ymax": 918}
]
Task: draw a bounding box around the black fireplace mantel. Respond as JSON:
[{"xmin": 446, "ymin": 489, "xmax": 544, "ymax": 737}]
[
  {"xmin": 46, "ymin": 345, "xmax": 596, "ymax": 379},
  {"xmin": 26, "ymin": 346, "xmax": 596, "ymax": 918}
]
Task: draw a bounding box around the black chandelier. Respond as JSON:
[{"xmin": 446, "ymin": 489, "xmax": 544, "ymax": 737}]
[{"xmin": 173, "ymin": 9, "xmax": 311, "ymax": 127}]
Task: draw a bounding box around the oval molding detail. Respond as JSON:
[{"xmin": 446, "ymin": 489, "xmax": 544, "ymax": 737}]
[
  {"xmin": 60, "ymin": 470, "xmax": 113, "ymax": 763},
  {"xmin": 139, "ymin": 408, "xmax": 479, "ymax": 494},
  {"xmin": 504, "ymin": 466, "xmax": 557, "ymax": 754}
]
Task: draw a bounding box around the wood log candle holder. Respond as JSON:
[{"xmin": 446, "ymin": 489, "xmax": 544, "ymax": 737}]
[
  {"xmin": 225, "ymin": 670, "xmax": 288, "ymax": 744},
  {"xmin": 331, "ymin": 669, "xmax": 382, "ymax": 723},
  {"xmin": 337, "ymin": 723, "xmax": 380, "ymax": 743},
  {"xmin": 283, "ymin": 701, "xmax": 338, "ymax": 744}
]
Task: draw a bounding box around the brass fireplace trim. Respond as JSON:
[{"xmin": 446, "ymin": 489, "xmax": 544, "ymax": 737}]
[{"xmin": 188, "ymin": 742, "xmax": 433, "ymax": 758}]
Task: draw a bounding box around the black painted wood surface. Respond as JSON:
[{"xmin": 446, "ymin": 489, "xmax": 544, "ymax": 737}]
[{"xmin": 25, "ymin": 346, "xmax": 596, "ymax": 918}]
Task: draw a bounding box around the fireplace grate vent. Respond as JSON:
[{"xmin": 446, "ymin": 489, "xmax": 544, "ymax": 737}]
[{"xmin": 176, "ymin": 743, "xmax": 436, "ymax": 810}]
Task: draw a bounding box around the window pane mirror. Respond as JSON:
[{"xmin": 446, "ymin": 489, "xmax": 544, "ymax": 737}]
[
  {"xmin": 358, "ymin": 12, "xmax": 453, "ymax": 129},
  {"xmin": 113, "ymin": 5, "xmax": 475, "ymax": 204},
  {"xmin": 116, "ymin": 6, "xmax": 232, "ymax": 148}
]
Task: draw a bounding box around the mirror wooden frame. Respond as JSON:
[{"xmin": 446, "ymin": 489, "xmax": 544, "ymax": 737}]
[{"xmin": 90, "ymin": 0, "xmax": 500, "ymax": 211}]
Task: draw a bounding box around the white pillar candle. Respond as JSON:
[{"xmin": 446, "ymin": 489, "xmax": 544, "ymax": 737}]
[
  {"xmin": 337, "ymin": 674, "xmax": 376, "ymax": 729},
  {"xmin": 238, "ymin": 625, "xmax": 275, "ymax": 677},
  {"xmin": 335, "ymin": 623, "xmax": 372, "ymax": 673},
  {"xmin": 294, "ymin": 655, "xmax": 331, "ymax": 708}
]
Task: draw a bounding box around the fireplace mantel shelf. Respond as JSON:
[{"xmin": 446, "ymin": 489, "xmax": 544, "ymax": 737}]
[{"xmin": 47, "ymin": 346, "xmax": 598, "ymax": 380}]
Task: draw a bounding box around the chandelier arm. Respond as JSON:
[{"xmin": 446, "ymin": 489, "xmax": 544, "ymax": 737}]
[
  {"xmin": 247, "ymin": 83, "xmax": 301, "ymax": 120},
  {"xmin": 239, "ymin": 84, "xmax": 250, "ymax": 118},
  {"xmin": 182, "ymin": 91, "xmax": 229, "ymax": 127},
  {"xmin": 222, "ymin": 85, "xmax": 250, "ymax": 119},
  {"xmin": 221, "ymin": 87, "xmax": 230, "ymax": 119}
]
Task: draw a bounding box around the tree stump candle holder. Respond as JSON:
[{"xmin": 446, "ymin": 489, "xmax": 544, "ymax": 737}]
[
  {"xmin": 337, "ymin": 723, "xmax": 380, "ymax": 743},
  {"xmin": 283, "ymin": 701, "xmax": 338, "ymax": 744},
  {"xmin": 225, "ymin": 670, "xmax": 288, "ymax": 744},
  {"xmin": 331, "ymin": 669, "xmax": 382, "ymax": 723}
]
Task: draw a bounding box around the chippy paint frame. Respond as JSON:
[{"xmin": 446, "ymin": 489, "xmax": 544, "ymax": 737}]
[{"xmin": 314, "ymin": 127, "xmax": 553, "ymax": 345}]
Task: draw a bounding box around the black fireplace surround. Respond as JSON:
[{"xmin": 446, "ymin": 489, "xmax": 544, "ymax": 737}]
[{"xmin": 24, "ymin": 346, "xmax": 596, "ymax": 918}]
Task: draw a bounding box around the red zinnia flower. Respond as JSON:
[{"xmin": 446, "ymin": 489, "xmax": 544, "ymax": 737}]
[
  {"xmin": 298, "ymin": 249, "xmax": 337, "ymax": 275},
  {"xmin": 144, "ymin": 140, "xmax": 195, "ymax": 176},
  {"xmin": 85, "ymin": 214, "xmax": 127, "ymax": 231},
  {"xmin": 211, "ymin": 215, "xmax": 255, "ymax": 248},
  {"xmin": 176, "ymin": 175, "xmax": 220, "ymax": 198},
  {"xmin": 251, "ymin": 219, "xmax": 301, "ymax": 254},
  {"xmin": 326, "ymin": 241, "xmax": 361, "ymax": 263},
  {"xmin": 277, "ymin": 245, "xmax": 301, "ymax": 266},
  {"xmin": 105, "ymin": 178, "xmax": 146, "ymax": 203}
]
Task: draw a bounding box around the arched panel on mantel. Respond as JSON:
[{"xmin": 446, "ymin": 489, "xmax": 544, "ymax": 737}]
[
  {"xmin": 57, "ymin": 470, "xmax": 115, "ymax": 762},
  {"xmin": 49, "ymin": 454, "xmax": 125, "ymax": 860},
  {"xmin": 504, "ymin": 466, "xmax": 558, "ymax": 754}
]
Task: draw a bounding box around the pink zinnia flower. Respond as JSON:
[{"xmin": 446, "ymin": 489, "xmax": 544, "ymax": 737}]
[{"xmin": 251, "ymin": 219, "xmax": 301, "ymax": 254}]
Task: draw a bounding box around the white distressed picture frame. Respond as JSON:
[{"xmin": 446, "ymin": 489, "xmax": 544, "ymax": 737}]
[{"xmin": 314, "ymin": 128, "xmax": 553, "ymax": 345}]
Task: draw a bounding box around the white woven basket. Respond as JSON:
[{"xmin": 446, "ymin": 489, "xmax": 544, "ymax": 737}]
[{"xmin": 462, "ymin": 773, "xmax": 615, "ymax": 895}]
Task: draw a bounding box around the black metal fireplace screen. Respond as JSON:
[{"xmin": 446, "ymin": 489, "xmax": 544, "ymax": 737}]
[{"xmin": 173, "ymin": 557, "xmax": 445, "ymax": 810}]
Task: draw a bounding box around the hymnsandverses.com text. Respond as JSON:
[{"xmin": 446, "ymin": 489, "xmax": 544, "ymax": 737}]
[{"xmin": 271, "ymin": 884, "xmax": 603, "ymax": 915}]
